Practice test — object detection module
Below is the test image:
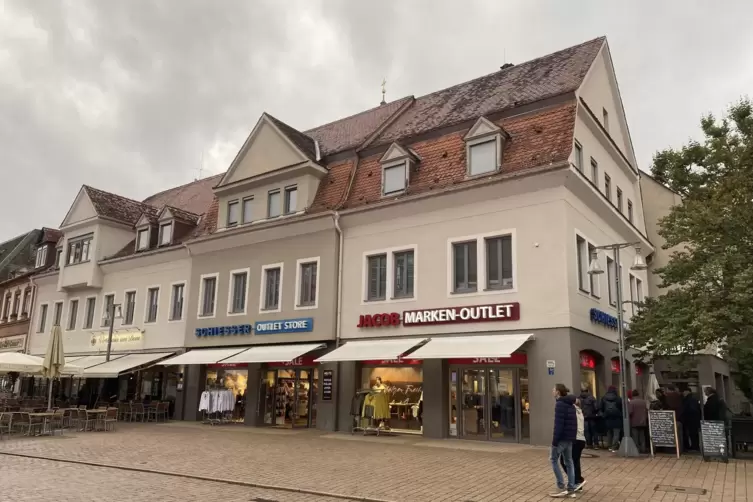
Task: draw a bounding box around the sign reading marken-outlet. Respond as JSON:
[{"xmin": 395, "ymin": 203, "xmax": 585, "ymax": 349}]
[{"xmin": 357, "ymin": 303, "xmax": 520, "ymax": 328}]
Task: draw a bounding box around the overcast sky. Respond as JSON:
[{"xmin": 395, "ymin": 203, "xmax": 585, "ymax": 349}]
[{"xmin": 1, "ymin": 1, "xmax": 752, "ymax": 241}]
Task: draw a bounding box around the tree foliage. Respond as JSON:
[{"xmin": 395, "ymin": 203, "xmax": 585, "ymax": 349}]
[{"xmin": 628, "ymin": 99, "xmax": 753, "ymax": 399}]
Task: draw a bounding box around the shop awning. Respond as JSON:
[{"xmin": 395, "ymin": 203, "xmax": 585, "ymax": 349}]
[
  {"xmin": 64, "ymin": 356, "xmax": 85, "ymax": 364},
  {"xmin": 315, "ymin": 338, "xmax": 427, "ymax": 363},
  {"xmin": 408, "ymin": 333, "xmax": 533, "ymax": 359},
  {"xmin": 65, "ymin": 354, "xmax": 126, "ymax": 373},
  {"xmin": 221, "ymin": 343, "xmax": 325, "ymax": 364},
  {"xmin": 83, "ymin": 352, "xmax": 174, "ymax": 379},
  {"xmin": 157, "ymin": 348, "xmax": 247, "ymax": 366}
]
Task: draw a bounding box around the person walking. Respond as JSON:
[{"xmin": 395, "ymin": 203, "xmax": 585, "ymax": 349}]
[
  {"xmin": 560, "ymin": 398, "xmax": 587, "ymax": 492},
  {"xmin": 549, "ymin": 383, "xmax": 577, "ymax": 498},
  {"xmin": 600, "ymin": 386, "xmax": 623, "ymax": 452},
  {"xmin": 681, "ymin": 389, "xmax": 701, "ymax": 451},
  {"xmin": 579, "ymin": 385, "xmax": 598, "ymax": 449},
  {"xmin": 628, "ymin": 389, "xmax": 648, "ymax": 453},
  {"xmin": 703, "ymin": 387, "xmax": 727, "ymax": 421}
]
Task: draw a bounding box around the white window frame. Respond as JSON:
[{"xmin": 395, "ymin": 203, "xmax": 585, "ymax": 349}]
[
  {"xmin": 259, "ymin": 263, "xmax": 284, "ymax": 314},
  {"xmin": 21, "ymin": 287, "xmax": 31, "ymax": 316},
  {"xmin": 284, "ymin": 185, "xmax": 298, "ymax": 215},
  {"xmin": 158, "ymin": 222, "xmax": 173, "ymax": 246},
  {"xmin": 267, "ymin": 190, "xmax": 281, "ymax": 219},
  {"xmin": 66, "ymin": 234, "xmax": 93, "ymax": 265},
  {"xmin": 635, "ymin": 277, "xmax": 644, "ymax": 304},
  {"xmin": 136, "ymin": 227, "xmax": 150, "ymax": 251},
  {"xmin": 168, "ymin": 281, "xmax": 186, "ymax": 323},
  {"xmin": 143, "ymin": 285, "xmax": 160, "ymax": 324},
  {"xmin": 573, "ymin": 141, "xmax": 584, "ymax": 173},
  {"xmin": 616, "ymin": 187, "xmax": 623, "ymax": 212},
  {"xmin": 360, "ymin": 245, "xmax": 419, "ymax": 306},
  {"xmin": 122, "ymin": 289, "xmax": 137, "ymax": 326},
  {"xmin": 37, "ymin": 303, "xmax": 49, "ymax": 333},
  {"xmin": 574, "ymin": 231, "xmax": 600, "ymax": 300},
  {"xmin": 627, "ymin": 200, "xmax": 634, "ymax": 223},
  {"xmin": 35, "ymin": 245, "xmax": 48, "ymax": 268},
  {"xmin": 66, "ymin": 297, "xmax": 80, "ymax": 331},
  {"xmin": 590, "ymin": 157, "xmax": 598, "ymax": 184},
  {"xmin": 227, "ymin": 268, "xmax": 250, "ymax": 316},
  {"xmin": 227, "ymin": 200, "xmax": 240, "ymax": 227},
  {"xmin": 606, "ymin": 257, "xmax": 617, "ymax": 307},
  {"xmin": 54, "ymin": 248, "xmax": 62, "ymax": 268},
  {"xmin": 467, "ymin": 137, "xmax": 500, "ymax": 177},
  {"xmin": 382, "ymin": 160, "xmax": 409, "ymax": 196},
  {"xmin": 604, "ymin": 173, "xmax": 612, "ymax": 202},
  {"xmin": 242, "ymin": 196, "xmax": 254, "ymax": 224},
  {"xmin": 602, "ymin": 107, "xmax": 610, "ymax": 133},
  {"xmin": 629, "ymin": 274, "xmax": 637, "ymax": 315},
  {"xmin": 100, "ymin": 292, "xmax": 116, "ymax": 328},
  {"xmin": 446, "ymin": 230, "xmax": 516, "ymax": 298},
  {"xmin": 295, "ymin": 256, "xmax": 321, "ymax": 310},
  {"xmin": 53, "ymin": 301, "xmax": 64, "ymax": 327},
  {"xmin": 197, "ymin": 273, "xmax": 219, "ymax": 319},
  {"xmin": 83, "ymin": 295, "xmax": 97, "ymax": 330}
]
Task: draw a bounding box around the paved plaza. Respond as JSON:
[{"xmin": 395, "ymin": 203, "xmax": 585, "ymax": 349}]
[{"xmin": 1, "ymin": 423, "xmax": 751, "ymax": 502}]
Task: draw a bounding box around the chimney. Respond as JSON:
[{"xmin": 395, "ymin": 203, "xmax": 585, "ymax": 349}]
[{"xmin": 500, "ymin": 63, "xmax": 514, "ymax": 70}]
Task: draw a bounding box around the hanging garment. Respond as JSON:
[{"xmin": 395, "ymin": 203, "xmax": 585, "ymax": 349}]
[{"xmin": 371, "ymin": 386, "xmax": 391, "ymax": 420}]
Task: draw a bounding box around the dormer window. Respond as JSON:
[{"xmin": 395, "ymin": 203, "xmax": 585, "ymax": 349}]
[
  {"xmin": 268, "ymin": 190, "xmax": 281, "ymax": 218},
  {"xmin": 284, "ymin": 185, "xmax": 297, "ymax": 214},
  {"xmin": 159, "ymin": 222, "xmax": 173, "ymax": 246},
  {"xmin": 136, "ymin": 228, "xmax": 149, "ymax": 251},
  {"xmin": 379, "ymin": 143, "xmax": 418, "ymax": 197},
  {"xmin": 54, "ymin": 248, "xmax": 62, "ymax": 268},
  {"xmin": 464, "ymin": 116, "xmax": 507, "ymax": 177},
  {"xmin": 242, "ymin": 196, "xmax": 253, "ymax": 224},
  {"xmin": 227, "ymin": 200, "xmax": 240, "ymax": 227},
  {"xmin": 35, "ymin": 245, "xmax": 48, "ymax": 268},
  {"xmin": 66, "ymin": 234, "xmax": 92, "ymax": 265}
]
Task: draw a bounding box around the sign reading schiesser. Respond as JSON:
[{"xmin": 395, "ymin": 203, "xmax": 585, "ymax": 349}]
[{"xmin": 357, "ymin": 302, "xmax": 520, "ymax": 328}]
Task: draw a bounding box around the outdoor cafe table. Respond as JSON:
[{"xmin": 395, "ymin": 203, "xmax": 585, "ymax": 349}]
[{"xmin": 28, "ymin": 412, "xmax": 55, "ymax": 436}]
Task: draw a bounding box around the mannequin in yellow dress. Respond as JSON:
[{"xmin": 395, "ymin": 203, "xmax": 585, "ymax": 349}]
[{"xmin": 372, "ymin": 377, "xmax": 391, "ymax": 428}]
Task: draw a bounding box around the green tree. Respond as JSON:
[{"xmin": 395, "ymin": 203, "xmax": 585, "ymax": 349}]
[{"xmin": 629, "ymin": 99, "xmax": 753, "ymax": 400}]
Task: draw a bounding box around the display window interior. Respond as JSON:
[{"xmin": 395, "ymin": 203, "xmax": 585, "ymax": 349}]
[{"xmin": 360, "ymin": 366, "xmax": 423, "ymax": 433}]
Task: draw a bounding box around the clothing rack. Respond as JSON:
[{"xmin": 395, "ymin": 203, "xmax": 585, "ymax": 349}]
[
  {"xmin": 351, "ymin": 389, "xmax": 394, "ymax": 436},
  {"xmin": 199, "ymin": 389, "xmax": 235, "ymax": 426}
]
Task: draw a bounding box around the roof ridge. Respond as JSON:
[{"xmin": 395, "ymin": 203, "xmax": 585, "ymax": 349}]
[
  {"xmin": 304, "ymin": 96, "xmax": 414, "ymax": 134},
  {"xmin": 142, "ymin": 172, "xmax": 225, "ymax": 206},
  {"xmin": 84, "ymin": 184, "xmax": 149, "ymax": 208}
]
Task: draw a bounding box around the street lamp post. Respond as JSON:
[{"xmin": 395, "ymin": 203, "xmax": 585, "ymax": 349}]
[
  {"xmin": 104, "ymin": 303, "xmax": 123, "ymax": 362},
  {"xmin": 588, "ymin": 242, "xmax": 647, "ymax": 458}
]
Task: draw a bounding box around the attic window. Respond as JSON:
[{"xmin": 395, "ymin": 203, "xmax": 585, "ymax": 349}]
[
  {"xmin": 137, "ymin": 228, "xmax": 149, "ymax": 251},
  {"xmin": 464, "ymin": 117, "xmax": 505, "ymax": 177},
  {"xmin": 383, "ymin": 162, "xmax": 408, "ymax": 195},
  {"xmin": 469, "ymin": 140, "xmax": 496, "ymax": 176},
  {"xmin": 227, "ymin": 200, "xmax": 240, "ymax": 227},
  {"xmin": 159, "ymin": 222, "xmax": 173, "ymax": 246},
  {"xmin": 35, "ymin": 245, "xmax": 48, "ymax": 268}
]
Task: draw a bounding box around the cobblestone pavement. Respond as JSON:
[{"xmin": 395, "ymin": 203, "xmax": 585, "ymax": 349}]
[
  {"xmin": 1, "ymin": 455, "xmax": 343, "ymax": 502},
  {"xmin": 1, "ymin": 423, "xmax": 751, "ymax": 502}
]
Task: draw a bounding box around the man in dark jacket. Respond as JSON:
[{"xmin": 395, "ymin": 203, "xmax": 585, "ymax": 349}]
[
  {"xmin": 681, "ymin": 389, "xmax": 701, "ymax": 451},
  {"xmin": 628, "ymin": 390, "xmax": 648, "ymax": 453},
  {"xmin": 579, "ymin": 385, "xmax": 598, "ymax": 449},
  {"xmin": 550, "ymin": 383, "xmax": 577, "ymax": 497},
  {"xmin": 703, "ymin": 387, "xmax": 727, "ymax": 421},
  {"xmin": 663, "ymin": 385, "xmax": 684, "ymax": 451},
  {"xmin": 600, "ymin": 386, "xmax": 623, "ymax": 451}
]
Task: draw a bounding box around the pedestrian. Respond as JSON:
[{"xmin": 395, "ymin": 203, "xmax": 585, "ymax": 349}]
[
  {"xmin": 628, "ymin": 389, "xmax": 648, "ymax": 453},
  {"xmin": 681, "ymin": 389, "xmax": 701, "ymax": 451},
  {"xmin": 650, "ymin": 388, "xmax": 665, "ymax": 410},
  {"xmin": 560, "ymin": 397, "xmax": 586, "ymax": 492},
  {"xmin": 703, "ymin": 387, "xmax": 727, "ymax": 422},
  {"xmin": 549, "ymin": 383, "xmax": 577, "ymax": 498},
  {"xmin": 663, "ymin": 385, "xmax": 684, "ymax": 450},
  {"xmin": 579, "ymin": 384, "xmax": 598, "ymax": 449},
  {"xmin": 600, "ymin": 385, "xmax": 623, "ymax": 452}
]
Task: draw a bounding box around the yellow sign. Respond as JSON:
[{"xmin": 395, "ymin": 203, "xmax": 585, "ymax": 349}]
[{"xmin": 90, "ymin": 330, "xmax": 144, "ymax": 347}]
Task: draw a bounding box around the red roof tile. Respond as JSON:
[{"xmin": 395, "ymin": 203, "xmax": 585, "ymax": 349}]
[
  {"xmin": 266, "ymin": 114, "xmax": 318, "ymax": 161},
  {"xmin": 143, "ymin": 173, "xmax": 223, "ymax": 215},
  {"xmin": 83, "ymin": 185, "xmax": 151, "ymax": 225}
]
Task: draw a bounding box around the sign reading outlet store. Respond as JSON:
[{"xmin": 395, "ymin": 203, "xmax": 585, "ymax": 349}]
[
  {"xmin": 357, "ymin": 303, "xmax": 520, "ymax": 328},
  {"xmin": 196, "ymin": 318, "xmax": 314, "ymax": 337}
]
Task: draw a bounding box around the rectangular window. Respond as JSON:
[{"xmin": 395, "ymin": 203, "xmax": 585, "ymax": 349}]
[
  {"xmin": 469, "ymin": 140, "xmax": 497, "ymax": 176},
  {"xmin": 383, "ymin": 163, "xmax": 407, "ymax": 195},
  {"xmin": 576, "ymin": 236, "xmax": 589, "ymax": 293},
  {"xmin": 67, "ymin": 299, "xmax": 78, "ymax": 330},
  {"xmin": 604, "ymin": 174, "xmax": 612, "ymax": 202},
  {"xmin": 629, "ymin": 275, "xmax": 637, "ymax": 315},
  {"xmin": 366, "ymin": 255, "xmax": 387, "ymax": 301},
  {"xmin": 590, "ymin": 158, "xmax": 598, "ymax": 184},
  {"xmin": 102, "ymin": 294, "xmax": 114, "ymax": 327},
  {"xmin": 124, "ymin": 291, "xmax": 136, "ymax": 325},
  {"xmin": 170, "ymin": 283, "xmax": 184, "ymax": 321},
  {"xmin": 83, "ymin": 297, "xmax": 96, "ymax": 329},
  {"xmin": 574, "ymin": 141, "xmax": 583, "ymax": 172},
  {"xmin": 299, "ymin": 261, "xmax": 318, "ymax": 306},
  {"xmin": 628, "ymin": 200, "xmax": 634, "ymax": 223},
  {"xmin": 635, "ymin": 278, "xmax": 644, "ymax": 304},
  {"xmin": 146, "ymin": 288, "xmax": 159, "ymax": 323},
  {"xmin": 1, "ymin": 295, "xmax": 9, "ymax": 319},
  {"xmin": 230, "ymin": 271, "xmax": 248, "ymax": 314},
  {"xmin": 486, "ymin": 236, "xmax": 513, "ymax": 290},
  {"xmin": 617, "ymin": 188, "xmax": 623, "ymax": 212},
  {"xmin": 22, "ymin": 289, "xmax": 31, "ymax": 315},
  {"xmin": 242, "ymin": 196, "xmax": 253, "ymax": 223},
  {"xmin": 588, "ymin": 243, "xmax": 600, "ymax": 298},
  {"xmin": 54, "ymin": 249, "xmax": 62, "ymax": 268},
  {"xmin": 37, "ymin": 304, "xmax": 48, "ymax": 333},
  {"xmin": 227, "ymin": 200, "xmax": 240, "ymax": 227},
  {"xmin": 35, "ymin": 246, "xmax": 47, "ymax": 268},
  {"xmin": 53, "ymin": 302, "xmax": 63, "ymax": 327},
  {"xmin": 137, "ymin": 229, "xmax": 149, "ymax": 250},
  {"xmin": 67, "ymin": 235, "xmax": 92, "ymax": 265},
  {"xmin": 12, "ymin": 292, "xmax": 20, "ymax": 316},
  {"xmin": 284, "ymin": 186, "xmax": 297, "ymax": 214},
  {"xmin": 453, "ymin": 241, "xmax": 478, "ymax": 293},
  {"xmin": 159, "ymin": 223, "xmax": 172, "ymax": 245},
  {"xmin": 602, "ymin": 108, "xmax": 610, "ymax": 133},
  {"xmin": 263, "ymin": 267, "xmax": 282, "ymax": 310},
  {"xmin": 393, "ymin": 251, "xmax": 414, "ymax": 298},
  {"xmin": 268, "ymin": 190, "xmax": 281, "ymax": 218},
  {"xmin": 607, "ymin": 257, "xmax": 617, "ymax": 306},
  {"xmin": 200, "ymin": 277, "xmax": 217, "ymax": 317}
]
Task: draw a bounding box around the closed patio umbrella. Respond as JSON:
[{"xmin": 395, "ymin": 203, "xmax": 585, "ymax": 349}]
[
  {"xmin": 42, "ymin": 325, "xmax": 66, "ymax": 410},
  {"xmin": 647, "ymin": 368, "xmax": 660, "ymax": 402}
]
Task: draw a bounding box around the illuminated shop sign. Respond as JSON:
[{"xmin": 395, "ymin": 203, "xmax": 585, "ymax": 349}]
[
  {"xmin": 589, "ymin": 308, "xmax": 618, "ymax": 330},
  {"xmin": 195, "ymin": 324, "xmax": 252, "ymax": 337},
  {"xmin": 357, "ymin": 303, "xmax": 520, "ymax": 328},
  {"xmin": 254, "ymin": 317, "xmax": 314, "ymax": 335},
  {"xmin": 580, "ymin": 353, "xmax": 596, "ymax": 369}
]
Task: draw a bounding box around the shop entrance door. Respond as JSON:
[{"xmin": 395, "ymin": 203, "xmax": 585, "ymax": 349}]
[
  {"xmin": 456, "ymin": 368, "xmax": 519, "ymax": 441},
  {"xmin": 261, "ymin": 368, "xmax": 318, "ymax": 428}
]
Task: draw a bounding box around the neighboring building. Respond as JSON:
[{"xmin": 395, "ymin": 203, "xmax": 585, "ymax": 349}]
[{"xmin": 28, "ymin": 178, "xmax": 217, "ymax": 404}]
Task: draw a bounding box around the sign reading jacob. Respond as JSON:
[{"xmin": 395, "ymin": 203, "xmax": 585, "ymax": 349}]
[{"xmin": 357, "ymin": 303, "xmax": 520, "ymax": 328}]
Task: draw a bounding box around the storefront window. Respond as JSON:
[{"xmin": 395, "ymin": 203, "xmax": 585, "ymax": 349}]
[
  {"xmin": 449, "ymin": 370, "xmax": 457, "ymax": 436},
  {"xmin": 206, "ymin": 366, "xmax": 248, "ymax": 421},
  {"xmin": 579, "ymin": 352, "xmax": 597, "ymax": 397},
  {"xmin": 361, "ymin": 365, "xmax": 423, "ymax": 432},
  {"xmin": 519, "ymin": 368, "xmax": 529, "ymax": 439}
]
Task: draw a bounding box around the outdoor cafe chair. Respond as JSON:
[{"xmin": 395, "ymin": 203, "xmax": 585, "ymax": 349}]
[
  {"xmin": 157, "ymin": 402, "xmax": 169, "ymax": 422},
  {"xmin": 104, "ymin": 408, "xmax": 118, "ymax": 431},
  {"xmin": 13, "ymin": 412, "xmax": 41, "ymax": 436},
  {"xmin": 63, "ymin": 409, "xmax": 78, "ymax": 430},
  {"xmin": 130, "ymin": 403, "xmax": 145, "ymax": 422},
  {"xmin": 49, "ymin": 411, "xmax": 65, "ymax": 436},
  {"xmin": 0, "ymin": 413, "xmax": 11, "ymax": 440},
  {"xmin": 77, "ymin": 409, "xmax": 94, "ymax": 432}
]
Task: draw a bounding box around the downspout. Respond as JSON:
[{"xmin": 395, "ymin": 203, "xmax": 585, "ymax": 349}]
[
  {"xmin": 24, "ymin": 276, "xmax": 35, "ymax": 355},
  {"xmin": 332, "ymin": 211, "xmax": 344, "ymax": 431}
]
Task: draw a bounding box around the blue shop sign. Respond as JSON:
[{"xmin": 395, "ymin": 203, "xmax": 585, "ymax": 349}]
[
  {"xmin": 195, "ymin": 324, "xmax": 252, "ymax": 337},
  {"xmin": 254, "ymin": 317, "xmax": 314, "ymax": 335},
  {"xmin": 590, "ymin": 308, "xmax": 618, "ymax": 330}
]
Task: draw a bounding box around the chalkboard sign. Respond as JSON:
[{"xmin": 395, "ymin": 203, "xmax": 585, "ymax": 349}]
[
  {"xmin": 649, "ymin": 410, "xmax": 680, "ymax": 458},
  {"xmin": 700, "ymin": 420, "xmax": 728, "ymax": 463},
  {"xmin": 322, "ymin": 370, "xmax": 333, "ymax": 401}
]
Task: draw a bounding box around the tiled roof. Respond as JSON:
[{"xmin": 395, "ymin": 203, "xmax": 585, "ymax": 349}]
[
  {"xmin": 41, "ymin": 228, "xmax": 62, "ymax": 244},
  {"xmin": 163, "ymin": 206, "xmax": 200, "ymax": 224},
  {"xmin": 83, "ymin": 185, "xmax": 151, "ymax": 225},
  {"xmin": 266, "ymin": 114, "xmax": 318, "ymax": 161},
  {"xmin": 143, "ymin": 173, "xmax": 222, "ymax": 216}
]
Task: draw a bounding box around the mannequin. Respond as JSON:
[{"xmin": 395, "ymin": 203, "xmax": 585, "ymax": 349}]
[{"xmin": 371, "ymin": 377, "xmax": 391, "ymax": 427}]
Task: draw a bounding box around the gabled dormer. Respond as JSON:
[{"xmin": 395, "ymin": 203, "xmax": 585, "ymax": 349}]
[
  {"xmin": 463, "ymin": 116, "xmax": 509, "ymax": 177},
  {"xmin": 379, "ymin": 143, "xmax": 420, "ymax": 196},
  {"xmin": 134, "ymin": 212, "xmax": 155, "ymax": 252},
  {"xmin": 213, "ymin": 113, "xmax": 327, "ymax": 230},
  {"xmin": 156, "ymin": 206, "xmax": 199, "ymax": 246}
]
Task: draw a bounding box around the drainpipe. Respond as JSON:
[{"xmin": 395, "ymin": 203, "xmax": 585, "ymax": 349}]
[
  {"xmin": 24, "ymin": 276, "xmax": 35, "ymax": 354},
  {"xmin": 332, "ymin": 211, "xmax": 344, "ymax": 431}
]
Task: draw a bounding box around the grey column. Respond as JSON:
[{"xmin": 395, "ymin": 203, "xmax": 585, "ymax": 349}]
[
  {"xmin": 315, "ymin": 362, "xmax": 338, "ymax": 432},
  {"xmin": 422, "ymin": 359, "xmax": 447, "ymax": 439},
  {"xmin": 181, "ymin": 364, "xmax": 206, "ymax": 421},
  {"xmin": 336, "ymin": 361, "xmax": 357, "ymax": 432},
  {"xmin": 244, "ymin": 363, "xmax": 262, "ymax": 426}
]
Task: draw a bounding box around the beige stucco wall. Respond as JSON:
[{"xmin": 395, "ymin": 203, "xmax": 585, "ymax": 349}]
[{"xmin": 224, "ymin": 121, "xmax": 305, "ymax": 185}]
